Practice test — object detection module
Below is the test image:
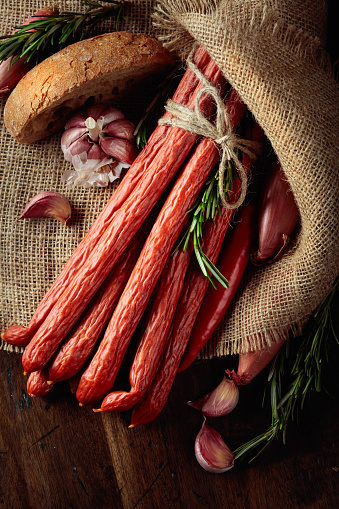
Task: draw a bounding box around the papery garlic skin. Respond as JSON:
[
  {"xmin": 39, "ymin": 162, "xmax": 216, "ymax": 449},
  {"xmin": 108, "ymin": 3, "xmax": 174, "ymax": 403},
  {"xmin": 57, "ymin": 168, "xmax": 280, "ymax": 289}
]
[
  {"xmin": 61, "ymin": 105, "xmax": 137, "ymax": 187},
  {"xmin": 195, "ymin": 421, "xmax": 235, "ymax": 473},
  {"xmin": 19, "ymin": 191, "xmax": 72, "ymax": 225},
  {"xmin": 188, "ymin": 374, "xmax": 239, "ymax": 418},
  {"xmin": 62, "ymin": 157, "xmax": 129, "ymax": 188}
]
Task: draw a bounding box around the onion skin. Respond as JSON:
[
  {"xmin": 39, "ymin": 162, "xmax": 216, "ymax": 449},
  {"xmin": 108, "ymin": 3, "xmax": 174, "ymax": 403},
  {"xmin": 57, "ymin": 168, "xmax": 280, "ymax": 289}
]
[
  {"xmin": 0, "ymin": 7, "xmax": 59, "ymax": 96},
  {"xmin": 229, "ymin": 338, "xmax": 285, "ymax": 385},
  {"xmin": 251, "ymin": 159, "xmax": 300, "ymax": 265}
]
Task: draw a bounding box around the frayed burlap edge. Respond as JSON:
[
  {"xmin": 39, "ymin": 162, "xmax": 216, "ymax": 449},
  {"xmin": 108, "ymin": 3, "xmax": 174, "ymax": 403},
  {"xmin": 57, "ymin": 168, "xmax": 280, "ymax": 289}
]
[
  {"xmin": 0, "ymin": 339, "xmax": 23, "ymax": 353},
  {"xmin": 153, "ymin": 0, "xmax": 332, "ymax": 73}
]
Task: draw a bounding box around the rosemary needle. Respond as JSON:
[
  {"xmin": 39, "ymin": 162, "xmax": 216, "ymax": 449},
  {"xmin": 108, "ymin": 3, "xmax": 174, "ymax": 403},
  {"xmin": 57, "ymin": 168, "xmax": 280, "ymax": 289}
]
[
  {"xmin": 177, "ymin": 159, "xmax": 236, "ymax": 289},
  {"xmin": 234, "ymin": 277, "xmax": 339, "ymax": 464},
  {"xmin": 0, "ymin": 1, "xmax": 125, "ymax": 66},
  {"xmin": 133, "ymin": 63, "xmax": 183, "ymax": 149}
]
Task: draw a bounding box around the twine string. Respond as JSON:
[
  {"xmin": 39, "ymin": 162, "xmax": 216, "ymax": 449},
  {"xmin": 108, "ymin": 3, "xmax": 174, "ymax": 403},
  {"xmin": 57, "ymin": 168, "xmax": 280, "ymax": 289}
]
[{"xmin": 159, "ymin": 50, "xmax": 258, "ymax": 210}]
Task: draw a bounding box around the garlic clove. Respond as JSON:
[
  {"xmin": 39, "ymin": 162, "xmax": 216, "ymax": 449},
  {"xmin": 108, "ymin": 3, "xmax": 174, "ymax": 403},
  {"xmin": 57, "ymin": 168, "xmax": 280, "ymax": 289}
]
[
  {"xmin": 195, "ymin": 420, "xmax": 234, "ymax": 473},
  {"xmin": 100, "ymin": 106, "xmax": 125, "ymax": 126},
  {"xmin": 61, "ymin": 127, "xmax": 88, "ymax": 157},
  {"xmin": 19, "ymin": 191, "xmax": 72, "ymax": 225},
  {"xmin": 65, "ymin": 137, "xmax": 92, "ymax": 162},
  {"xmin": 65, "ymin": 111, "xmax": 87, "ymax": 129},
  {"xmin": 102, "ymin": 119, "xmax": 136, "ymax": 141},
  {"xmin": 87, "ymin": 143, "xmax": 106, "ymax": 160},
  {"xmin": 188, "ymin": 374, "xmax": 239, "ymax": 418},
  {"xmin": 99, "ymin": 136, "xmax": 137, "ymax": 165},
  {"xmin": 86, "ymin": 104, "xmax": 106, "ymax": 121}
]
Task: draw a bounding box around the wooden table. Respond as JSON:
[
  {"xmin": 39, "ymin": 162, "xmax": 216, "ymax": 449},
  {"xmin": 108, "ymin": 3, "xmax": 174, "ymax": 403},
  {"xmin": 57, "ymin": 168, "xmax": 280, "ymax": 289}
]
[
  {"xmin": 1, "ymin": 349, "xmax": 338, "ymax": 508},
  {"xmin": 1, "ymin": 3, "xmax": 338, "ymax": 508}
]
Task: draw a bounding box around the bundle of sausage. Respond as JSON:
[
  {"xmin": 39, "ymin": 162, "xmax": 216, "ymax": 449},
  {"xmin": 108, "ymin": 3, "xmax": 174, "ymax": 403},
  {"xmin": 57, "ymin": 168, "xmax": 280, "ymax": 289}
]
[{"xmin": 2, "ymin": 46, "xmax": 299, "ymax": 423}]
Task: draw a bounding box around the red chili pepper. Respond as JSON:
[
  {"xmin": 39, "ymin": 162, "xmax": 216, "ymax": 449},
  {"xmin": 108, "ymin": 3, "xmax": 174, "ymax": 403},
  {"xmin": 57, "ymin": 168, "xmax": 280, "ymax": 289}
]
[
  {"xmin": 177, "ymin": 119, "xmax": 265, "ymax": 372},
  {"xmin": 178, "ymin": 202, "xmax": 258, "ymax": 372}
]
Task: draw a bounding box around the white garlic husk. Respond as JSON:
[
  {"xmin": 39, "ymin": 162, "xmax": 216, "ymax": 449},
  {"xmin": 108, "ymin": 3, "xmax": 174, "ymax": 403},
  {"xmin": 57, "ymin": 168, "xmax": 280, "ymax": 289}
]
[
  {"xmin": 188, "ymin": 373, "xmax": 239, "ymax": 418},
  {"xmin": 195, "ymin": 420, "xmax": 235, "ymax": 473},
  {"xmin": 61, "ymin": 105, "xmax": 137, "ymax": 188}
]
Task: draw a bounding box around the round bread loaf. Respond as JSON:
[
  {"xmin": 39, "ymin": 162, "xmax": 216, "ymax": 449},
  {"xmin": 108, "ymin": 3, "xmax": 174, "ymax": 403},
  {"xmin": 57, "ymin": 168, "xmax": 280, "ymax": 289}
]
[{"xmin": 4, "ymin": 31, "xmax": 175, "ymax": 144}]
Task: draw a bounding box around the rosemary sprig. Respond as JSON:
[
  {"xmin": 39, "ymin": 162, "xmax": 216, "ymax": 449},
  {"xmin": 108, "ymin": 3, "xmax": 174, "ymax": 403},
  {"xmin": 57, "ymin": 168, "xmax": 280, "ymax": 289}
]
[
  {"xmin": 134, "ymin": 63, "xmax": 233, "ymax": 289},
  {"xmin": 0, "ymin": 1, "xmax": 125, "ymax": 66},
  {"xmin": 135, "ymin": 56, "xmax": 244, "ymax": 288},
  {"xmin": 234, "ymin": 276, "xmax": 339, "ymax": 464},
  {"xmin": 133, "ymin": 63, "xmax": 182, "ymax": 149},
  {"xmin": 175, "ymin": 159, "xmax": 235, "ymax": 289}
]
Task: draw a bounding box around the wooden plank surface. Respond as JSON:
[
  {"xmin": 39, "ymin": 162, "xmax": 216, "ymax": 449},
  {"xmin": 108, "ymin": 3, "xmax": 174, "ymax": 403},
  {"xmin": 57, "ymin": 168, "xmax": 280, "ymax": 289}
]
[
  {"xmin": 1, "ymin": 350, "xmax": 338, "ymax": 509},
  {"xmin": 1, "ymin": 4, "xmax": 338, "ymax": 508}
]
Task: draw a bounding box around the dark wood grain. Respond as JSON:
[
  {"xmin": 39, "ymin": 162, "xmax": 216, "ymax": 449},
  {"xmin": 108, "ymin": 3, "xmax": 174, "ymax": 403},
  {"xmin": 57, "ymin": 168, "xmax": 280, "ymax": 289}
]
[
  {"xmin": 1, "ymin": 5, "xmax": 338, "ymax": 507},
  {"xmin": 1, "ymin": 349, "xmax": 338, "ymax": 509}
]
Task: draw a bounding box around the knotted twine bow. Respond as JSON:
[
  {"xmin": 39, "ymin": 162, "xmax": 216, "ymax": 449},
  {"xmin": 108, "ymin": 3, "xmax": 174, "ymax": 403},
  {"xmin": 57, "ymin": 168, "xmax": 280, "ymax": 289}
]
[{"xmin": 159, "ymin": 50, "xmax": 259, "ymax": 210}]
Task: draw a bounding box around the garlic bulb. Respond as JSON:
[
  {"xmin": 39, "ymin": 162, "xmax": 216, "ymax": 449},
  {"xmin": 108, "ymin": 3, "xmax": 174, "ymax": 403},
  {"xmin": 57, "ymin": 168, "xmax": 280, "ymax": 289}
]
[
  {"xmin": 195, "ymin": 420, "xmax": 234, "ymax": 473},
  {"xmin": 61, "ymin": 105, "xmax": 138, "ymax": 187},
  {"xmin": 19, "ymin": 191, "xmax": 72, "ymax": 225},
  {"xmin": 188, "ymin": 374, "xmax": 239, "ymax": 418}
]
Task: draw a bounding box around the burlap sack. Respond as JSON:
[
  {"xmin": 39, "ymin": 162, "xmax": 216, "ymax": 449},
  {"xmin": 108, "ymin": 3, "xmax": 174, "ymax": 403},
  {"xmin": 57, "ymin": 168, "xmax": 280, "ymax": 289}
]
[
  {"xmin": 152, "ymin": 0, "xmax": 339, "ymax": 356},
  {"xmin": 1, "ymin": 1, "xmax": 338, "ymax": 358}
]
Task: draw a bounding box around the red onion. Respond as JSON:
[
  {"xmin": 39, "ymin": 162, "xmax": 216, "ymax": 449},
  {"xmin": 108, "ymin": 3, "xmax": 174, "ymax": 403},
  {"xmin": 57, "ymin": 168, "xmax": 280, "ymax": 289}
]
[
  {"xmin": 252, "ymin": 159, "xmax": 300, "ymax": 264},
  {"xmin": 0, "ymin": 7, "xmax": 59, "ymax": 96},
  {"xmin": 229, "ymin": 337, "xmax": 285, "ymax": 385}
]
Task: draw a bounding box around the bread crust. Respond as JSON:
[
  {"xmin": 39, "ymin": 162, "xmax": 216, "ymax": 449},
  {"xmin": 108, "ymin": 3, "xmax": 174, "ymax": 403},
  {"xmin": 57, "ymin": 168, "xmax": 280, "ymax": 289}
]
[{"xmin": 4, "ymin": 32, "xmax": 175, "ymax": 144}]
